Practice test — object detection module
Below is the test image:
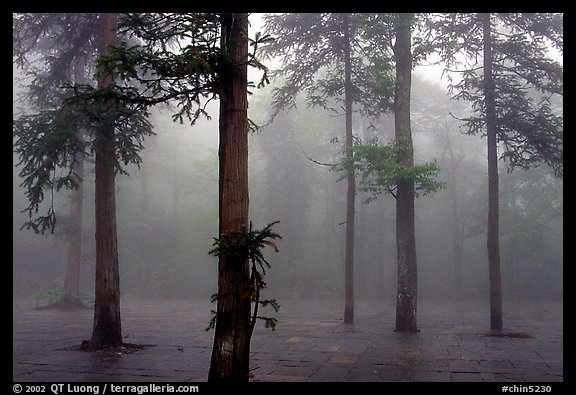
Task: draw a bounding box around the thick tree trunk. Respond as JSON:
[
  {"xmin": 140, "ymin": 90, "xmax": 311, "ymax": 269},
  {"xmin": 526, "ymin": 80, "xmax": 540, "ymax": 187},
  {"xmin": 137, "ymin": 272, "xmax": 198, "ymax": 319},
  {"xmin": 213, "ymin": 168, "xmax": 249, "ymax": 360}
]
[
  {"xmin": 63, "ymin": 150, "xmax": 84, "ymax": 301},
  {"xmin": 393, "ymin": 13, "xmax": 418, "ymax": 333},
  {"xmin": 87, "ymin": 12, "xmax": 123, "ymax": 349},
  {"xmin": 342, "ymin": 13, "xmax": 355, "ymax": 325},
  {"xmin": 482, "ymin": 13, "xmax": 503, "ymax": 331},
  {"xmin": 208, "ymin": 13, "xmax": 251, "ymax": 383}
]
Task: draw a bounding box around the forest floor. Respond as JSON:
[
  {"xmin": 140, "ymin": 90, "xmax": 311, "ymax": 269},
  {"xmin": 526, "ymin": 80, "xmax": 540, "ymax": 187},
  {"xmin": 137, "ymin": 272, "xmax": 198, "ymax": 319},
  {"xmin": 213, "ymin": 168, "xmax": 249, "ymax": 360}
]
[{"xmin": 13, "ymin": 298, "xmax": 562, "ymax": 383}]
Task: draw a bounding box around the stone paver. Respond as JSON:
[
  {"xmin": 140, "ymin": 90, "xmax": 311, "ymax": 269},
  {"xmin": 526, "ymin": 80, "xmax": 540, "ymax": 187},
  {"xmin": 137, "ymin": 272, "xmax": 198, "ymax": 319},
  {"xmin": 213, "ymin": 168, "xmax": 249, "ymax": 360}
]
[{"xmin": 13, "ymin": 299, "xmax": 562, "ymax": 382}]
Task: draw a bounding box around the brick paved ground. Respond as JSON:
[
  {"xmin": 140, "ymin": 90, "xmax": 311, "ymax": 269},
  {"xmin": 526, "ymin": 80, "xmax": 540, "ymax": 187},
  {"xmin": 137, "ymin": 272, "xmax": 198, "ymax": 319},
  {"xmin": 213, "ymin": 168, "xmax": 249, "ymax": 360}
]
[{"xmin": 12, "ymin": 298, "xmax": 562, "ymax": 382}]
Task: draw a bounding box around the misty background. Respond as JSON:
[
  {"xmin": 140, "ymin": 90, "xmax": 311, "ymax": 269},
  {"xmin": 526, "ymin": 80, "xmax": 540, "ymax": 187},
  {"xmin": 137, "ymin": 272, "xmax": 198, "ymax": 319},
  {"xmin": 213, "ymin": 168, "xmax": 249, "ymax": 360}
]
[{"xmin": 12, "ymin": 15, "xmax": 563, "ymax": 305}]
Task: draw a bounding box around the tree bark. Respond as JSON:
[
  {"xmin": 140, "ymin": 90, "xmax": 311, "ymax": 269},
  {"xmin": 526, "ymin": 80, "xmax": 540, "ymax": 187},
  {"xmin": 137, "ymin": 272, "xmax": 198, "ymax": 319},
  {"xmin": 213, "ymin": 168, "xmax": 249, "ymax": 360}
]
[
  {"xmin": 393, "ymin": 13, "xmax": 418, "ymax": 333},
  {"xmin": 63, "ymin": 149, "xmax": 84, "ymax": 302},
  {"xmin": 208, "ymin": 13, "xmax": 251, "ymax": 383},
  {"xmin": 64, "ymin": 63, "xmax": 89, "ymax": 305},
  {"xmin": 482, "ymin": 12, "xmax": 503, "ymax": 331},
  {"xmin": 88, "ymin": 12, "xmax": 123, "ymax": 349},
  {"xmin": 442, "ymin": 139, "xmax": 464, "ymax": 298},
  {"xmin": 342, "ymin": 13, "xmax": 355, "ymax": 325}
]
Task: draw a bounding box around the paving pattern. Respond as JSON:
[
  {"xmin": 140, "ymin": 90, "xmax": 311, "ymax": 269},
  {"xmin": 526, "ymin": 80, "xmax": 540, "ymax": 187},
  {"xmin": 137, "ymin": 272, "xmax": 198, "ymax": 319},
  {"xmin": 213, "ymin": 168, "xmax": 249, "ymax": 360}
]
[{"xmin": 13, "ymin": 298, "xmax": 563, "ymax": 382}]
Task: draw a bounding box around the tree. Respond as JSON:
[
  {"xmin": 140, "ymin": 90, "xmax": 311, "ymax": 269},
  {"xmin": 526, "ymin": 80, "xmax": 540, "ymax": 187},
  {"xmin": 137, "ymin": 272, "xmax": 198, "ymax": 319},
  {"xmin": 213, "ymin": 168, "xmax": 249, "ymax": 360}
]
[
  {"xmin": 482, "ymin": 12, "xmax": 503, "ymax": 331},
  {"xmin": 499, "ymin": 167, "xmax": 562, "ymax": 299},
  {"xmin": 13, "ymin": 12, "xmax": 154, "ymax": 348},
  {"xmin": 332, "ymin": 14, "xmax": 446, "ymax": 331},
  {"xmin": 63, "ymin": 147, "xmax": 84, "ymax": 304},
  {"xmin": 89, "ymin": 12, "xmax": 123, "ymax": 349},
  {"xmin": 429, "ymin": 12, "xmax": 563, "ymax": 330},
  {"xmin": 249, "ymin": 98, "xmax": 317, "ymax": 300},
  {"xmin": 262, "ymin": 13, "xmax": 394, "ymax": 324},
  {"xmin": 207, "ymin": 12, "xmax": 252, "ymax": 382},
  {"xmin": 334, "ymin": 136, "xmax": 444, "ymax": 330},
  {"xmin": 410, "ymin": 78, "xmax": 472, "ymax": 298},
  {"xmin": 208, "ymin": 14, "xmax": 283, "ymax": 382},
  {"xmin": 262, "ymin": 13, "xmax": 356, "ymax": 323},
  {"xmin": 392, "ymin": 13, "xmax": 418, "ymax": 332},
  {"xmin": 13, "ymin": 13, "xmax": 97, "ymax": 307},
  {"xmin": 92, "ymin": 13, "xmax": 276, "ymax": 381},
  {"xmin": 342, "ymin": 13, "xmax": 356, "ymax": 324}
]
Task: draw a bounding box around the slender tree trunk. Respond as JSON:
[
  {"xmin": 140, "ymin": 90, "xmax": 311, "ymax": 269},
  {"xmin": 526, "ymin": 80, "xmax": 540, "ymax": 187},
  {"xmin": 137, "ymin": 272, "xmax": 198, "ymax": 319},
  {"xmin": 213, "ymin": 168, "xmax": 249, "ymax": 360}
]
[
  {"xmin": 443, "ymin": 140, "xmax": 463, "ymax": 298},
  {"xmin": 64, "ymin": 64, "xmax": 89, "ymax": 305},
  {"xmin": 63, "ymin": 149, "xmax": 84, "ymax": 302},
  {"xmin": 342, "ymin": 12, "xmax": 355, "ymax": 325},
  {"xmin": 378, "ymin": 203, "xmax": 387, "ymax": 300},
  {"xmin": 141, "ymin": 149, "xmax": 149, "ymax": 213},
  {"xmin": 208, "ymin": 13, "xmax": 251, "ymax": 383},
  {"xmin": 450, "ymin": 185, "xmax": 464, "ymax": 298},
  {"xmin": 482, "ymin": 12, "xmax": 503, "ymax": 331},
  {"xmin": 393, "ymin": 13, "xmax": 418, "ymax": 333},
  {"xmin": 87, "ymin": 12, "xmax": 123, "ymax": 349},
  {"xmin": 502, "ymin": 176, "xmax": 517, "ymax": 297}
]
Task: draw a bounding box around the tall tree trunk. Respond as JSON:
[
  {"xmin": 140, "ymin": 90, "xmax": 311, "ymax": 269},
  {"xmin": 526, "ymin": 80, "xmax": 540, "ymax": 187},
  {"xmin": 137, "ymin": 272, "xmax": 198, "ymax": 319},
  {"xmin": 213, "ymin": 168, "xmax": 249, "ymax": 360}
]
[
  {"xmin": 378, "ymin": 203, "xmax": 387, "ymax": 300},
  {"xmin": 63, "ymin": 149, "xmax": 84, "ymax": 302},
  {"xmin": 443, "ymin": 139, "xmax": 464, "ymax": 298},
  {"xmin": 501, "ymin": 176, "xmax": 518, "ymax": 296},
  {"xmin": 482, "ymin": 12, "xmax": 503, "ymax": 331},
  {"xmin": 88, "ymin": 12, "xmax": 123, "ymax": 349},
  {"xmin": 141, "ymin": 148, "xmax": 149, "ymax": 213},
  {"xmin": 393, "ymin": 13, "xmax": 418, "ymax": 333},
  {"xmin": 450, "ymin": 182, "xmax": 464, "ymax": 298},
  {"xmin": 208, "ymin": 13, "xmax": 251, "ymax": 383},
  {"xmin": 342, "ymin": 12, "xmax": 355, "ymax": 324},
  {"xmin": 64, "ymin": 63, "xmax": 90, "ymax": 304}
]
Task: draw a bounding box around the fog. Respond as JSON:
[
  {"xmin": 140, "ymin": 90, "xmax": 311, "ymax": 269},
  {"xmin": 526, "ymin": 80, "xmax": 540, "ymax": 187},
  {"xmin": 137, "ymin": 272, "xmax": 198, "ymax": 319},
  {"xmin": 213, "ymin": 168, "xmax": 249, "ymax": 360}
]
[
  {"xmin": 12, "ymin": 83, "xmax": 563, "ymax": 306},
  {"xmin": 13, "ymin": 14, "xmax": 563, "ymax": 309}
]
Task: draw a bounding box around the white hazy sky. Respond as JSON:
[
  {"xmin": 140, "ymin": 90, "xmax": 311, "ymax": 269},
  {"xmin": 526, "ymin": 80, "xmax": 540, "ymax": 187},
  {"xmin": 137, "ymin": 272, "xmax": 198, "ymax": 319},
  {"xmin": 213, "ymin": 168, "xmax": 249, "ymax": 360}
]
[{"xmin": 248, "ymin": 13, "xmax": 448, "ymax": 90}]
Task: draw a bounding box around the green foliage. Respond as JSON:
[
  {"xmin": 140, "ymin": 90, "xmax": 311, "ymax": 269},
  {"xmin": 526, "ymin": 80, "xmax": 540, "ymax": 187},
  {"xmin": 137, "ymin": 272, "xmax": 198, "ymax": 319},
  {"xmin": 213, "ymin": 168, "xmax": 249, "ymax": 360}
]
[
  {"xmin": 333, "ymin": 137, "xmax": 445, "ymax": 203},
  {"xmin": 207, "ymin": 221, "xmax": 282, "ymax": 332},
  {"xmin": 262, "ymin": 13, "xmax": 446, "ymax": 123},
  {"xmin": 32, "ymin": 288, "xmax": 66, "ymax": 304},
  {"xmin": 13, "ymin": 13, "xmax": 155, "ymax": 235},
  {"xmin": 13, "ymin": 107, "xmax": 85, "ymax": 234},
  {"xmin": 32, "ymin": 286, "xmax": 94, "ymax": 307},
  {"xmin": 209, "ymin": 221, "xmax": 281, "ymax": 274},
  {"xmin": 62, "ymin": 83, "xmax": 156, "ymax": 172},
  {"xmin": 150, "ymin": 262, "xmax": 178, "ymax": 297},
  {"xmin": 14, "ymin": 13, "xmax": 270, "ymax": 236},
  {"xmin": 13, "ymin": 14, "xmax": 97, "ymax": 235},
  {"xmin": 80, "ymin": 293, "xmax": 96, "ymax": 305},
  {"xmin": 426, "ymin": 13, "xmax": 563, "ymax": 177},
  {"xmin": 13, "ymin": 13, "xmax": 101, "ymax": 107},
  {"xmin": 13, "ymin": 84, "xmax": 154, "ymax": 234},
  {"xmin": 206, "ymin": 309, "xmax": 218, "ymax": 332},
  {"xmin": 499, "ymin": 167, "xmax": 563, "ymax": 296},
  {"xmin": 96, "ymin": 13, "xmax": 271, "ymax": 126},
  {"xmin": 261, "ymin": 13, "xmax": 397, "ymax": 121},
  {"xmin": 258, "ymin": 316, "xmax": 279, "ymax": 330}
]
